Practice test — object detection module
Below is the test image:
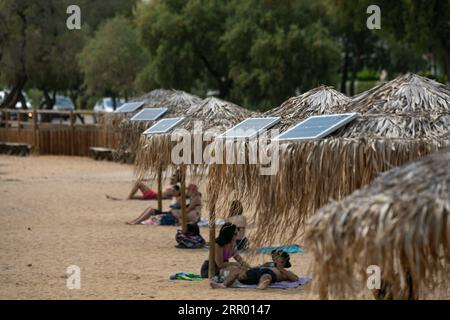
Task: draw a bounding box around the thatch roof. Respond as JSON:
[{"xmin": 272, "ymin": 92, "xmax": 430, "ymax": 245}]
[
  {"xmin": 266, "ymin": 86, "xmax": 350, "ymax": 131},
  {"xmin": 182, "ymin": 97, "xmax": 255, "ymax": 132},
  {"xmin": 305, "ymin": 149, "xmax": 450, "ymax": 299},
  {"xmin": 343, "ymin": 73, "xmax": 450, "ymax": 114},
  {"xmin": 206, "ymin": 73, "xmax": 450, "ymax": 244},
  {"xmin": 134, "ymin": 97, "xmax": 255, "ymax": 179},
  {"xmin": 332, "ymin": 73, "xmax": 450, "ymax": 139},
  {"xmin": 115, "ymin": 90, "xmax": 202, "ymax": 162}
]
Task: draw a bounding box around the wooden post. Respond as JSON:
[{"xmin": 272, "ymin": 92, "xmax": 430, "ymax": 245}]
[
  {"xmin": 5, "ymin": 109, "xmax": 10, "ymax": 127},
  {"xmin": 208, "ymin": 202, "xmax": 216, "ymax": 278},
  {"xmin": 17, "ymin": 111, "xmax": 21, "ymax": 130},
  {"xmin": 70, "ymin": 111, "xmax": 75, "ymax": 155},
  {"xmin": 180, "ymin": 165, "xmax": 187, "ymax": 233},
  {"xmin": 32, "ymin": 110, "xmax": 39, "ymax": 154},
  {"xmin": 157, "ymin": 165, "xmax": 163, "ymax": 212}
]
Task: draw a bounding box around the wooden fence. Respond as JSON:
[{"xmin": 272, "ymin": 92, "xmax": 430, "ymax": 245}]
[{"xmin": 0, "ymin": 109, "xmax": 117, "ymax": 157}]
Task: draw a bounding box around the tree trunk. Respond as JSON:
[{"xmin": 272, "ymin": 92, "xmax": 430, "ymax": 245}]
[
  {"xmin": 340, "ymin": 50, "xmax": 349, "ymax": 95},
  {"xmin": 112, "ymin": 95, "xmax": 117, "ymax": 111},
  {"xmin": 218, "ymin": 78, "xmax": 232, "ymax": 99},
  {"xmin": 445, "ymin": 52, "xmax": 450, "ymax": 84},
  {"xmin": 41, "ymin": 89, "xmax": 56, "ymax": 122},
  {"xmin": 0, "ymin": 76, "xmax": 27, "ymax": 109},
  {"xmin": 350, "ymin": 55, "xmax": 359, "ymax": 96}
]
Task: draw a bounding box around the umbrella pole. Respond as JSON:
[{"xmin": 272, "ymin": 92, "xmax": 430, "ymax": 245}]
[
  {"xmin": 180, "ymin": 165, "xmax": 187, "ymax": 233},
  {"xmin": 318, "ymin": 272, "xmax": 329, "ymax": 300},
  {"xmin": 208, "ymin": 203, "xmax": 216, "ymax": 278},
  {"xmin": 157, "ymin": 165, "xmax": 162, "ymax": 212}
]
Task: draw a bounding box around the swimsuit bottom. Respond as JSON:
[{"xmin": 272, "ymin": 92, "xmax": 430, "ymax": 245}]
[{"xmin": 240, "ymin": 268, "xmax": 277, "ymax": 285}]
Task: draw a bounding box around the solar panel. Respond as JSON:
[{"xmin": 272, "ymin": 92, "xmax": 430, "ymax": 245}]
[
  {"xmin": 143, "ymin": 117, "xmax": 185, "ymax": 134},
  {"xmin": 115, "ymin": 101, "xmax": 145, "ymax": 113},
  {"xmin": 274, "ymin": 113, "xmax": 358, "ymax": 141},
  {"xmin": 218, "ymin": 117, "xmax": 281, "ymax": 139},
  {"xmin": 130, "ymin": 108, "xmax": 168, "ymax": 121}
]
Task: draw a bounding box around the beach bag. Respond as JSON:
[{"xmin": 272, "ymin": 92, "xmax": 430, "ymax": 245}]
[
  {"xmin": 160, "ymin": 213, "xmax": 177, "ymax": 226},
  {"xmin": 175, "ymin": 230, "xmax": 205, "ymax": 249}
]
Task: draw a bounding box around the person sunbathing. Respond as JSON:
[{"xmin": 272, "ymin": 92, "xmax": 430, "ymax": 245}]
[
  {"xmin": 200, "ymin": 223, "xmax": 249, "ymax": 278},
  {"xmin": 126, "ymin": 183, "xmax": 201, "ymax": 225},
  {"xmin": 106, "ymin": 170, "xmax": 181, "ymax": 201},
  {"xmin": 225, "ymin": 200, "xmax": 249, "ymax": 250},
  {"xmin": 210, "ymin": 250, "xmax": 298, "ymax": 290}
]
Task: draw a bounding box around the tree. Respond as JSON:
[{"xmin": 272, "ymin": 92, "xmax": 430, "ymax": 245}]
[
  {"xmin": 136, "ymin": 0, "xmax": 340, "ymax": 109},
  {"xmin": 222, "ymin": 0, "xmax": 340, "ymax": 109},
  {"xmin": 377, "ymin": 0, "xmax": 450, "ymax": 82},
  {"xmin": 78, "ymin": 16, "xmax": 146, "ymax": 107},
  {"xmin": 0, "ymin": 0, "xmax": 139, "ymax": 110}
]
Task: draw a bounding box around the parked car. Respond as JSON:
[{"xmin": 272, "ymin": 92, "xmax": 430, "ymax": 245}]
[
  {"xmin": 0, "ymin": 90, "xmax": 33, "ymax": 121},
  {"xmin": 93, "ymin": 97, "xmax": 125, "ymax": 123},
  {"xmin": 41, "ymin": 95, "xmax": 75, "ymax": 121}
]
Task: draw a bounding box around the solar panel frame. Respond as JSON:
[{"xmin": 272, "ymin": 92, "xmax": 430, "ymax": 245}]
[
  {"xmin": 217, "ymin": 117, "xmax": 281, "ymax": 140},
  {"xmin": 114, "ymin": 101, "xmax": 145, "ymax": 113},
  {"xmin": 274, "ymin": 113, "xmax": 359, "ymax": 141},
  {"xmin": 143, "ymin": 117, "xmax": 185, "ymax": 135},
  {"xmin": 130, "ymin": 108, "xmax": 168, "ymax": 121}
]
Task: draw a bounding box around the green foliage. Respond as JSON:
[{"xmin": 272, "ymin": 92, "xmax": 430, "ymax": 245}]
[
  {"xmin": 135, "ymin": 0, "xmax": 340, "ymax": 109},
  {"xmin": 356, "ymin": 68, "xmax": 379, "ymax": 81},
  {"xmin": 78, "ymin": 16, "xmax": 147, "ymax": 99}
]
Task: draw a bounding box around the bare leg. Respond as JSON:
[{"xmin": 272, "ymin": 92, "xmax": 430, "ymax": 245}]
[
  {"xmin": 210, "ymin": 268, "xmax": 241, "ymax": 289},
  {"xmin": 126, "ymin": 207, "xmax": 156, "ymax": 225},
  {"xmin": 127, "ymin": 182, "xmax": 141, "ymax": 200},
  {"xmin": 256, "ymin": 274, "xmax": 272, "ymax": 290}
]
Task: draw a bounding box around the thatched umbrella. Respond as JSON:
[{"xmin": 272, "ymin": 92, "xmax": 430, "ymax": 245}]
[
  {"xmin": 266, "ymin": 85, "xmax": 350, "ymax": 131},
  {"xmin": 207, "ymin": 73, "xmax": 450, "ymax": 247},
  {"xmin": 115, "ymin": 90, "xmax": 202, "ymax": 162},
  {"xmin": 134, "ymin": 97, "xmax": 255, "ymax": 179},
  {"xmin": 305, "ymin": 149, "xmax": 450, "ymax": 299},
  {"xmin": 134, "ymin": 96, "xmax": 255, "ymax": 277}
]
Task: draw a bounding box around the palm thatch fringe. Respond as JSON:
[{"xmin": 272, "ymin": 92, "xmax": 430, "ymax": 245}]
[
  {"xmin": 334, "ymin": 113, "xmax": 449, "ymax": 138},
  {"xmin": 344, "ymin": 73, "xmax": 450, "ymax": 114},
  {"xmin": 266, "ymin": 86, "xmax": 350, "ymax": 131},
  {"xmin": 115, "ymin": 90, "xmax": 202, "ymax": 162},
  {"xmin": 134, "ymin": 97, "xmax": 255, "ymax": 179},
  {"xmin": 206, "ymin": 73, "xmax": 450, "ymax": 243},
  {"xmin": 206, "ymin": 138, "xmax": 450, "ymax": 245},
  {"xmin": 305, "ymin": 149, "xmax": 450, "ymax": 299}
]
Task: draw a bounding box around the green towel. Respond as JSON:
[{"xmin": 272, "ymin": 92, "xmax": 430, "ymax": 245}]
[{"xmin": 169, "ymin": 273, "xmax": 203, "ymax": 281}]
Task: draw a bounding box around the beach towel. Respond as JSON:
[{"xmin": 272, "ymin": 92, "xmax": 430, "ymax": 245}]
[
  {"xmin": 197, "ymin": 218, "xmax": 225, "ymax": 228},
  {"xmin": 202, "ymin": 244, "xmax": 304, "ymax": 254},
  {"xmin": 169, "ymin": 273, "xmax": 203, "ymax": 281},
  {"xmin": 240, "ymin": 245, "xmax": 304, "ymax": 254},
  {"xmin": 175, "ymin": 230, "xmax": 206, "ymax": 249},
  {"xmin": 230, "ymin": 276, "xmax": 312, "ymax": 289}
]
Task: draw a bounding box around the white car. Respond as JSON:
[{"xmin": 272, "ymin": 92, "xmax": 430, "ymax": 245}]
[{"xmin": 93, "ymin": 98, "xmax": 124, "ymax": 113}]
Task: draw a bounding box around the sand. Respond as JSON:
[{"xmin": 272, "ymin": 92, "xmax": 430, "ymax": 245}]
[{"xmin": 0, "ymin": 155, "xmax": 316, "ymax": 299}]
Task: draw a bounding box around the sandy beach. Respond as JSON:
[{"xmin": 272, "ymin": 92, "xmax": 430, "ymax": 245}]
[{"xmin": 0, "ymin": 155, "xmax": 316, "ymax": 300}]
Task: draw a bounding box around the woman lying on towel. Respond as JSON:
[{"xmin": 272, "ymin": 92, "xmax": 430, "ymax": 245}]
[
  {"xmin": 126, "ymin": 183, "xmax": 201, "ymax": 225},
  {"xmin": 210, "ymin": 250, "xmax": 299, "ymax": 290},
  {"xmin": 200, "ymin": 223, "xmax": 250, "ymax": 278}
]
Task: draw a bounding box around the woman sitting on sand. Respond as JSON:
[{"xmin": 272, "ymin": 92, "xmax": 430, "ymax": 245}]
[
  {"xmin": 200, "ymin": 223, "xmax": 249, "ymax": 278},
  {"xmin": 225, "ymin": 200, "xmax": 249, "ymax": 250},
  {"xmin": 126, "ymin": 183, "xmax": 202, "ymax": 225}
]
